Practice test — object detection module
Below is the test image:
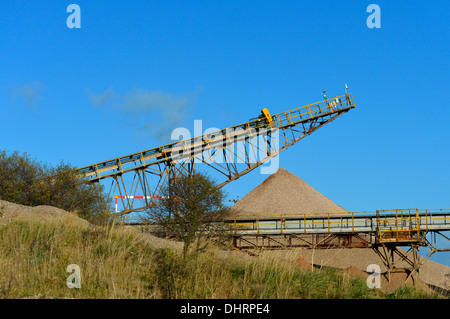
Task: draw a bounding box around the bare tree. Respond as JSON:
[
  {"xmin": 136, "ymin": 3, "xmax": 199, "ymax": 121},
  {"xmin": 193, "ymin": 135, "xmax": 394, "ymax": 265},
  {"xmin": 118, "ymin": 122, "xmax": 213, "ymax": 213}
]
[{"xmin": 146, "ymin": 172, "xmax": 231, "ymax": 262}]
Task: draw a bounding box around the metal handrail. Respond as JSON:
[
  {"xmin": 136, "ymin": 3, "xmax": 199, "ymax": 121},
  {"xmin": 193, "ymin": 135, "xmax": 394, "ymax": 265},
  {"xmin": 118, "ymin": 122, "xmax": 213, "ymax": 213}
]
[
  {"xmin": 74, "ymin": 94, "xmax": 355, "ymax": 181},
  {"xmin": 115, "ymin": 208, "xmax": 450, "ymax": 244},
  {"xmin": 227, "ymin": 209, "xmax": 450, "ymax": 240}
]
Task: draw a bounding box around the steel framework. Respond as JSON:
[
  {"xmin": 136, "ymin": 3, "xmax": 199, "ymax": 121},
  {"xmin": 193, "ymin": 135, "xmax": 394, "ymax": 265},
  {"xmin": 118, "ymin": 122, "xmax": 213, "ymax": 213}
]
[
  {"xmin": 74, "ymin": 93, "xmax": 356, "ymax": 215},
  {"xmin": 226, "ymin": 209, "xmax": 450, "ymax": 282},
  {"xmin": 116, "ymin": 209, "xmax": 450, "ymax": 282}
]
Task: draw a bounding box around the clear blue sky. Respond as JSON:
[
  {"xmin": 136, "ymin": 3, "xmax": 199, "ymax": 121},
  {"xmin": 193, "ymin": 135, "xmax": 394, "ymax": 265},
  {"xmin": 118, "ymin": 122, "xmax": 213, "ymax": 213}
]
[{"xmin": 1, "ymin": 1, "xmax": 449, "ymax": 264}]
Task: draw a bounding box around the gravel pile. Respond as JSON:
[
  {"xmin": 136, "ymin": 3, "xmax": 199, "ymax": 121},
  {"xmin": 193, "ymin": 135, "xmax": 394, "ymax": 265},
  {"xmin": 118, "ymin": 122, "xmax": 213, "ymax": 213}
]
[
  {"xmin": 0, "ymin": 199, "xmax": 184, "ymax": 251},
  {"xmin": 231, "ymin": 168, "xmax": 348, "ymax": 217},
  {"xmin": 229, "ymin": 168, "xmax": 450, "ymax": 292},
  {"xmin": 138, "ymin": 232, "xmax": 184, "ymax": 251},
  {"xmin": 260, "ymin": 247, "xmax": 450, "ymax": 293},
  {"xmin": 0, "ymin": 199, "xmax": 89, "ymax": 227}
]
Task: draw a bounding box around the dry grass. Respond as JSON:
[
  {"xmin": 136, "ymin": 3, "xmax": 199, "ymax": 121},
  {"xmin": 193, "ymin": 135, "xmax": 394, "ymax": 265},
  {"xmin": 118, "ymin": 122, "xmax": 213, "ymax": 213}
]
[
  {"xmin": 0, "ymin": 200, "xmax": 442, "ymax": 299},
  {"xmin": 0, "ymin": 214, "xmax": 157, "ymax": 298}
]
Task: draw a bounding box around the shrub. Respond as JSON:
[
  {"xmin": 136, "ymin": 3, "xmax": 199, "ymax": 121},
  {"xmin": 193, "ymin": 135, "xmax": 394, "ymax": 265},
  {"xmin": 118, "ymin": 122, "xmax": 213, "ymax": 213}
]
[{"xmin": 0, "ymin": 149, "xmax": 110, "ymax": 223}]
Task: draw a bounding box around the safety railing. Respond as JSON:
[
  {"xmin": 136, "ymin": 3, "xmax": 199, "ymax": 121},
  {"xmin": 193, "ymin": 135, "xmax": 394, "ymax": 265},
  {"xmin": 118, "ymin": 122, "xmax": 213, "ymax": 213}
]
[
  {"xmin": 228, "ymin": 209, "xmax": 450, "ymax": 239},
  {"xmin": 74, "ymin": 94, "xmax": 355, "ymax": 182},
  {"xmin": 113, "ymin": 209, "xmax": 450, "ymax": 244},
  {"xmin": 229, "ymin": 212, "xmax": 373, "ymax": 236},
  {"xmin": 273, "ymin": 94, "xmax": 354, "ymax": 128},
  {"xmin": 375, "ymin": 209, "xmax": 420, "ymax": 242}
]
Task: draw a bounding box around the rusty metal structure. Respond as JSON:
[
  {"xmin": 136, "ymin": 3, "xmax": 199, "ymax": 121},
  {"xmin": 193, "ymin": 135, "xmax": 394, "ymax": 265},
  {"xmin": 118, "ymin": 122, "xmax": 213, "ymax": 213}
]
[
  {"xmin": 228, "ymin": 208, "xmax": 450, "ymax": 281},
  {"xmin": 68, "ymin": 89, "xmax": 448, "ymax": 281},
  {"xmin": 117, "ymin": 208, "xmax": 450, "ymax": 282},
  {"xmin": 74, "ymin": 93, "xmax": 356, "ymax": 215}
]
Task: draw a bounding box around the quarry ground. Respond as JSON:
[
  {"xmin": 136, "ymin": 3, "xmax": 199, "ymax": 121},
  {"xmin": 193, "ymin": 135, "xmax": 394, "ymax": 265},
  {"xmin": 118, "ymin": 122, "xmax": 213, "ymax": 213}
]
[{"xmin": 0, "ymin": 199, "xmax": 448, "ymax": 299}]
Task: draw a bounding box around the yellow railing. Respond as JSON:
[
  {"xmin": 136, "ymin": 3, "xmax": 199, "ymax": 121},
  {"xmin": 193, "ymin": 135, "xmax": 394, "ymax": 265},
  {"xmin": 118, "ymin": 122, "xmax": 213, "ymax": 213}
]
[
  {"xmin": 229, "ymin": 209, "xmax": 450, "ymax": 240},
  {"xmin": 273, "ymin": 93, "xmax": 353, "ymax": 129},
  {"xmin": 376, "ymin": 209, "xmax": 419, "ymax": 241},
  {"xmin": 76, "ymin": 94, "xmax": 354, "ymax": 180},
  {"xmin": 114, "ymin": 208, "xmax": 450, "ymax": 243},
  {"xmin": 231, "ymin": 212, "xmax": 368, "ymax": 236}
]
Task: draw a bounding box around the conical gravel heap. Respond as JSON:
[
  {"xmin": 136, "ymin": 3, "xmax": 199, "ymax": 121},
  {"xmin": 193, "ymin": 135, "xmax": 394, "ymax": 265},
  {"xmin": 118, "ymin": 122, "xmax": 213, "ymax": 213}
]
[{"xmin": 231, "ymin": 168, "xmax": 348, "ymax": 217}]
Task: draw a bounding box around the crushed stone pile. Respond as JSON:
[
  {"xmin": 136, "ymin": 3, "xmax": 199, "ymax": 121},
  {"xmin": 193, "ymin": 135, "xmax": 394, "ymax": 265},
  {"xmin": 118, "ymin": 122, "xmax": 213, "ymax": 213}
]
[
  {"xmin": 229, "ymin": 168, "xmax": 450, "ymax": 293},
  {"xmin": 231, "ymin": 168, "xmax": 348, "ymax": 217},
  {"xmin": 0, "ymin": 199, "xmax": 89, "ymax": 227}
]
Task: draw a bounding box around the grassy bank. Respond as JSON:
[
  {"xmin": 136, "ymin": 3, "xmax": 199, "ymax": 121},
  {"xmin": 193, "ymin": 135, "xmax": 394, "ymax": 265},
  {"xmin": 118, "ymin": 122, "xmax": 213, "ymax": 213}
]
[{"xmin": 0, "ymin": 214, "xmax": 441, "ymax": 299}]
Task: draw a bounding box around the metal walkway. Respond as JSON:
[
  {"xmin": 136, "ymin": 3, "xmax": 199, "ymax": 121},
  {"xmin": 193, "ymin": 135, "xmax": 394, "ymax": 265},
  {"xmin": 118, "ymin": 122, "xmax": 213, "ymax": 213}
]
[
  {"xmin": 226, "ymin": 208, "xmax": 450, "ymax": 281},
  {"xmin": 117, "ymin": 208, "xmax": 450, "ymax": 280},
  {"xmin": 227, "ymin": 209, "xmax": 450, "ymax": 251},
  {"xmin": 228, "ymin": 208, "xmax": 450, "ymax": 239}
]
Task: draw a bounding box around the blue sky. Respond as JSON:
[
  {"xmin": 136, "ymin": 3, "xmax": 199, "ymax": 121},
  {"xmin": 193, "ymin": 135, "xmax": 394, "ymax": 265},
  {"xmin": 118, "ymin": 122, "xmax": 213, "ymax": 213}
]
[{"xmin": 1, "ymin": 1, "xmax": 449, "ymax": 264}]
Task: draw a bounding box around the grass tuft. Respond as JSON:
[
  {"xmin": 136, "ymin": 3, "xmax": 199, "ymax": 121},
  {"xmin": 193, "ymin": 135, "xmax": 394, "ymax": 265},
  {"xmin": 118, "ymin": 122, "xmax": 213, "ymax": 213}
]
[{"xmin": 0, "ymin": 215, "xmax": 442, "ymax": 299}]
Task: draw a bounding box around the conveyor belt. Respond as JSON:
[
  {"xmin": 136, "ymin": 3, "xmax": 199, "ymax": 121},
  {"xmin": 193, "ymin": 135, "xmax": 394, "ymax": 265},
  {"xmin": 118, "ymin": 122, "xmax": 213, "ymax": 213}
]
[
  {"xmin": 227, "ymin": 209, "xmax": 450, "ymax": 240},
  {"xmin": 65, "ymin": 93, "xmax": 356, "ymax": 215},
  {"xmin": 75, "ymin": 94, "xmax": 355, "ymax": 182}
]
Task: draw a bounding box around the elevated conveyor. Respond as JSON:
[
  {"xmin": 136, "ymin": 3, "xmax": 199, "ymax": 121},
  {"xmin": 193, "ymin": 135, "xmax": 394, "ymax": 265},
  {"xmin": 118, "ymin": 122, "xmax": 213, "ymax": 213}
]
[
  {"xmin": 117, "ymin": 208, "xmax": 450, "ymax": 280},
  {"xmin": 73, "ymin": 93, "xmax": 356, "ymax": 215},
  {"xmin": 228, "ymin": 209, "xmax": 450, "ymax": 239},
  {"xmin": 227, "ymin": 208, "xmax": 450, "ymax": 280}
]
